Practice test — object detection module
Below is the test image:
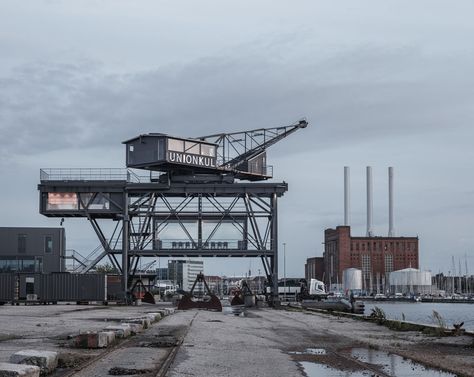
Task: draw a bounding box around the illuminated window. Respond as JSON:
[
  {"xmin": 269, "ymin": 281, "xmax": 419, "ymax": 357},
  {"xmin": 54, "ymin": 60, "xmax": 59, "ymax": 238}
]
[{"xmin": 47, "ymin": 193, "xmax": 78, "ymax": 210}]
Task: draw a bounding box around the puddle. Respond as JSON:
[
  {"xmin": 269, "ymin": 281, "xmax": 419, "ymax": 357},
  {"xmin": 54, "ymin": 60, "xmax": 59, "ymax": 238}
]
[
  {"xmin": 222, "ymin": 305, "xmax": 246, "ymax": 316},
  {"xmin": 350, "ymin": 348, "xmax": 456, "ymax": 377},
  {"xmin": 297, "ymin": 348, "xmax": 456, "ymax": 377},
  {"xmin": 299, "ymin": 362, "xmax": 371, "ymax": 377},
  {"xmin": 290, "ymin": 348, "xmax": 327, "ymax": 355}
]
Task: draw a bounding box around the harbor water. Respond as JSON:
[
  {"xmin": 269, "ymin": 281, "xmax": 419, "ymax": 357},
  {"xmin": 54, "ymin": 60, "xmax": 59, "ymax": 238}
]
[{"xmin": 364, "ymin": 301, "xmax": 474, "ymax": 331}]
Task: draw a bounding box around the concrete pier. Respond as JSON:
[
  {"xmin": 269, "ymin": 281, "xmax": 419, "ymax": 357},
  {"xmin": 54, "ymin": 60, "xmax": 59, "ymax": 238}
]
[{"xmin": 0, "ymin": 304, "xmax": 472, "ymax": 376}]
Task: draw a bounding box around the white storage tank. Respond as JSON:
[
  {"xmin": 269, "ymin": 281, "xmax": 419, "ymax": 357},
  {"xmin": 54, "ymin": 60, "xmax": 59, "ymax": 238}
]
[
  {"xmin": 389, "ymin": 268, "xmax": 432, "ymax": 295},
  {"xmin": 343, "ymin": 268, "xmax": 363, "ymax": 291}
]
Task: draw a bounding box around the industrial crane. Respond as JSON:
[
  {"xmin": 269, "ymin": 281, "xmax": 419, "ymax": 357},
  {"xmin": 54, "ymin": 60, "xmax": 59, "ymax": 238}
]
[{"xmin": 124, "ymin": 119, "xmax": 308, "ymax": 182}]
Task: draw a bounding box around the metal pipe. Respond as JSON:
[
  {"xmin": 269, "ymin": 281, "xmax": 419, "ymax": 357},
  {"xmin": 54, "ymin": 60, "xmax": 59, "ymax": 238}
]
[
  {"xmin": 344, "ymin": 166, "xmax": 350, "ymax": 226},
  {"xmin": 366, "ymin": 166, "xmax": 374, "ymax": 237},
  {"xmin": 388, "ymin": 167, "xmax": 395, "ymax": 237}
]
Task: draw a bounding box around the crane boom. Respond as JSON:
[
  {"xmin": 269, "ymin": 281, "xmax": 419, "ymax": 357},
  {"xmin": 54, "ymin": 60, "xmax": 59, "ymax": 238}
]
[{"xmin": 198, "ymin": 119, "xmax": 308, "ymax": 180}]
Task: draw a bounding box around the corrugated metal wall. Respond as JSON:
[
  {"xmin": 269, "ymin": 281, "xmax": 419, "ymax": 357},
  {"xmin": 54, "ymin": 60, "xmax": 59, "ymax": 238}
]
[
  {"xmin": 0, "ymin": 274, "xmax": 16, "ymax": 302},
  {"xmin": 40, "ymin": 274, "xmax": 107, "ymax": 301},
  {"xmin": 0, "ymin": 273, "xmax": 109, "ymax": 302}
]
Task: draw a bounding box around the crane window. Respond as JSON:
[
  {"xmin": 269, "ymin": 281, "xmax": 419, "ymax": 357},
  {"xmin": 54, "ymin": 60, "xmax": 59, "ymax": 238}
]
[
  {"xmin": 200, "ymin": 144, "xmax": 215, "ymax": 157},
  {"xmin": 185, "ymin": 141, "xmax": 200, "ymax": 155},
  {"xmin": 168, "ymin": 138, "xmax": 184, "ymax": 152}
]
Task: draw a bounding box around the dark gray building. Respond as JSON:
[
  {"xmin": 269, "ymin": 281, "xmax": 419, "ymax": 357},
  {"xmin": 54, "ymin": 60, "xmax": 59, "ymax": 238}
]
[{"xmin": 0, "ymin": 227, "xmax": 65, "ymax": 273}]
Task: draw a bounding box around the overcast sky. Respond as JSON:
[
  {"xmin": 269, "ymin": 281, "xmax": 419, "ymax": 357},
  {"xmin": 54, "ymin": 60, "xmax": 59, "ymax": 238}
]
[{"xmin": 1, "ymin": 1, "xmax": 474, "ymax": 277}]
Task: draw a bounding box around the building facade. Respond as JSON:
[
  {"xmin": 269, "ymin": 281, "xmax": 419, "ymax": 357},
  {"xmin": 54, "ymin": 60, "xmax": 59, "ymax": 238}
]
[
  {"xmin": 305, "ymin": 257, "xmax": 324, "ymax": 281},
  {"xmin": 323, "ymin": 226, "xmax": 419, "ymax": 293},
  {"xmin": 0, "ymin": 227, "xmax": 65, "ymax": 274},
  {"xmin": 168, "ymin": 259, "xmax": 204, "ymax": 291}
]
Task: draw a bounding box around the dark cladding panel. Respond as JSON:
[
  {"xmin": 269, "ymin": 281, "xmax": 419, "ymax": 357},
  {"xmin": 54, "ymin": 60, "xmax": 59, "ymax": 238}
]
[
  {"xmin": 0, "ymin": 274, "xmax": 15, "ymax": 301},
  {"xmin": 126, "ymin": 136, "xmax": 166, "ymax": 167}
]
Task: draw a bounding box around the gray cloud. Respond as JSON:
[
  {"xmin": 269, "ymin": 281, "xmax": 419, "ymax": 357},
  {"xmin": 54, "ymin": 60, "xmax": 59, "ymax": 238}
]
[
  {"xmin": 1, "ymin": 1, "xmax": 474, "ymax": 276},
  {"xmin": 2, "ymin": 41, "xmax": 473, "ymax": 165}
]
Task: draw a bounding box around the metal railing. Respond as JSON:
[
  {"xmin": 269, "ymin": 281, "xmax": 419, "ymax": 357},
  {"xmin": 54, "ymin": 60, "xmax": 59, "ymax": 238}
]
[
  {"xmin": 40, "ymin": 168, "xmax": 166, "ymax": 183},
  {"xmin": 40, "ymin": 168, "xmax": 131, "ymax": 182},
  {"xmin": 40, "ymin": 166, "xmax": 274, "ymax": 182},
  {"xmin": 153, "ymin": 239, "xmax": 253, "ymax": 250}
]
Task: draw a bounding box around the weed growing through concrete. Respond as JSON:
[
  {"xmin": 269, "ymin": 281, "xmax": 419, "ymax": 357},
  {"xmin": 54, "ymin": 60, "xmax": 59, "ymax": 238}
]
[
  {"xmin": 427, "ymin": 310, "xmax": 447, "ymax": 336},
  {"xmin": 369, "ymin": 306, "xmax": 386, "ymax": 325}
]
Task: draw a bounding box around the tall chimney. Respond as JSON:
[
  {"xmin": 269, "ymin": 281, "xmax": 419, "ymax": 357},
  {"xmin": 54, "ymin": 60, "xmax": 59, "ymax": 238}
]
[
  {"xmin": 344, "ymin": 166, "xmax": 350, "ymax": 226},
  {"xmin": 366, "ymin": 166, "xmax": 374, "ymax": 237},
  {"xmin": 388, "ymin": 166, "xmax": 395, "ymax": 237}
]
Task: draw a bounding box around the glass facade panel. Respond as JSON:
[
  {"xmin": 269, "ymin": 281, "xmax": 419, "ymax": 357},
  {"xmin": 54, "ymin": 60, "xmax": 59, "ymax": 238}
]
[
  {"xmin": 168, "ymin": 138, "xmax": 184, "ymax": 152},
  {"xmin": 47, "ymin": 193, "xmax": 78, "ymax": 210},
  {"xmin": 79, "ymin": 193, "xmax": 110, "ymax": 210},
  {"xmin": 0, "ymin": 259, "xmax": 18, "ymax": 272},
  {"xmin": 0, "ymin": 257, "xmax": 43, "ymax": 273},
  {"xmin": 21, "ymin": 259, "xmax": 36, "ymax": 272},
  {"xmin": 185, "ymin": 141, "xmax": 200, "ymax": 155},
  {"xmin": 44, "ymin": 235, "xmax": 53, "ymax": 253},
  {"xmin": 200, "ymin": 144, "xmax": 216, "ymax": 157}
]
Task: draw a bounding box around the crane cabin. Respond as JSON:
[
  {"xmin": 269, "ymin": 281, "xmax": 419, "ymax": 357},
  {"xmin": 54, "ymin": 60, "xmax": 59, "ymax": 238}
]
[{"xmin": 124, "ymin": 134, "xmax": 219, "ymax": 174}]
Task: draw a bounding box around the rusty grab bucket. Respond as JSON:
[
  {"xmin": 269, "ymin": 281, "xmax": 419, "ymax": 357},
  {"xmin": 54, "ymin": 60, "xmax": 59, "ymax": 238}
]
[{"xmin": 177, "ymin": 273, "xmax": 222, "ymax": 311}]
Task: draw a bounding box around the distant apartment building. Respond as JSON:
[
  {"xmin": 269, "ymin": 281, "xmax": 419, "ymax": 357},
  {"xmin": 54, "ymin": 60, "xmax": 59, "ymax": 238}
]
[
  {"xmin": 168, "ymin": 259, "xmax": 204, "ymax": 291},
  {"xmin": 0, "ymin": 227, "xmax": 66, "ymax": 273},
  {"xmin": 155, "ymin": 267, "xmax": 169, "ymax": 281},
  {"xmin": 321, "ymin": 226, "xmax": 419, "ymax": 292}
]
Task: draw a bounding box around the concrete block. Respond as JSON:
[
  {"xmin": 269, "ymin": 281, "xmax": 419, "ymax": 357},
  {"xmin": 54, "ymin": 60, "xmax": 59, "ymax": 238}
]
[
  {"xmin": 125, "ymin": 318, "xmax": 150, "ymax": 329},
  {"xmin": 147, "ymin": 312, "xmax": 162, "ymax": 322},
  {"xmin": 104, "ymin": 325, "xmax": 132, "ymax": 338},
  {"xmin": 121, "ymin": 322, "xmax": 143, "ymax": 334},
  {"xmin": 0, "ymin": 362, "xmax": 40, "ymax": 377},
  {"xmin": 99, "ymin": 331, "xmax": 116, "ymax": 346},
  {"xmin": 70, "ymin": 332, "xmax": 110, "ymax": 349},
  {"xmin": 141, "ymin": 317, "xmax": 152, "ymax": 328},
  {"xmin": 10, "ymin": 350, "xmax": 58, "ymax": 375}
]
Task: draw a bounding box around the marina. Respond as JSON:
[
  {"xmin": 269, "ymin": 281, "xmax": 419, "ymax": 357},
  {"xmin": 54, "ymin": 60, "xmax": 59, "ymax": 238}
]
[{"xmin": 363, "ymin": 301, "xmax": 474, "ymax": 331}]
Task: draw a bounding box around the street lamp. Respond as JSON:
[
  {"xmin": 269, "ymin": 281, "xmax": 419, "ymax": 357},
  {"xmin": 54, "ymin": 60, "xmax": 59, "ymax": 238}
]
[{"xmin": 283, "ymin": 242, "xmax": 286, "ymax": 302}]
